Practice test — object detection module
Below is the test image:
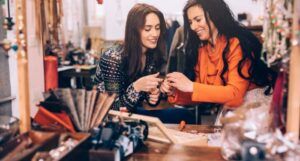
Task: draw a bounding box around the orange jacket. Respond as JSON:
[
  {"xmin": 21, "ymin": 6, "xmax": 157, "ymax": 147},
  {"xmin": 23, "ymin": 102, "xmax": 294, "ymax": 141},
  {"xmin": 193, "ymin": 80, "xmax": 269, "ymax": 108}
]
[{"xmin": 169, "ymin": 36, "xmax": 251, "ymax": 108}]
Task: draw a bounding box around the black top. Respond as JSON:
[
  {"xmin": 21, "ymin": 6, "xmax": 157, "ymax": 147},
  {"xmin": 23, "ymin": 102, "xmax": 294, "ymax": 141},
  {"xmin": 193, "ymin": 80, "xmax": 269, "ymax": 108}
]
[{"xmin": 93, "ymin": 44, "xmax": 160, "ymax": 112}]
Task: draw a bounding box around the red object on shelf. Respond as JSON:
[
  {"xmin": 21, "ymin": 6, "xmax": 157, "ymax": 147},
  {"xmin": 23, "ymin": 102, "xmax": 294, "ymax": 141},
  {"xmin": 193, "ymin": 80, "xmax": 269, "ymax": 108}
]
[
  {"xmin": 97, "ymin": 0, "xmax": 103, "ymax": 4},
  {"xmin": 34, "ymin": 106, "xmax": 76, "ymax": 133},
  {"xmin": 44, "ymin": 56, "xmax": 58, "ymax": 91}
]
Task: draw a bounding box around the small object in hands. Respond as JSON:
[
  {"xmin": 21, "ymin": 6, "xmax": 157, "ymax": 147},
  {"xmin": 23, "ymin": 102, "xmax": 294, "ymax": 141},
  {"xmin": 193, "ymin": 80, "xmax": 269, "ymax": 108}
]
[
  {"xmin": 149, "ymin": 88, "xmax": 156, "ymax": 93},
  {"xmin": 178, "ymin": 120, "xmax": 186, "ymax": 131},
  {"xmin": 158, "ymin": 75, "xmax": 166, "ymax": 85}
]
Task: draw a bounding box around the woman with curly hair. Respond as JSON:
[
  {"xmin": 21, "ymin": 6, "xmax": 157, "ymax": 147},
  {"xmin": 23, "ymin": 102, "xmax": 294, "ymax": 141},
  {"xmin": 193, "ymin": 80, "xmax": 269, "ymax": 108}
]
[{"xmin": 161, "ymin": 0, "xmax": 276, "ymax": 109}]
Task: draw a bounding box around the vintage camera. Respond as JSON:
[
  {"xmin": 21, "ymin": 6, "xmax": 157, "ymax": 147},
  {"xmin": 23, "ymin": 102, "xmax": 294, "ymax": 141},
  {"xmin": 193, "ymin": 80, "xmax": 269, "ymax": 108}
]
[{"xmin": 89, "ymin": 119, "xmax": 148, "ymax": 160}]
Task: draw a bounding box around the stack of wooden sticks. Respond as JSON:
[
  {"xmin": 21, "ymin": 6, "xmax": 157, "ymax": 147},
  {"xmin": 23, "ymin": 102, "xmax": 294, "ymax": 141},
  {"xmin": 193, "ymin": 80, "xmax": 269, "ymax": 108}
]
[{"xmin": 53, "ymin": 89, "xmax": 116, "ymax": 131}]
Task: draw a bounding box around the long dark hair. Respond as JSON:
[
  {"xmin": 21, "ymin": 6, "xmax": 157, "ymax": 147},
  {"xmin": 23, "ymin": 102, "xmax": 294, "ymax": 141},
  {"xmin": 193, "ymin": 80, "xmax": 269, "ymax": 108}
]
[
  {"xmin": 183, "ymin": 0, "xmax": 276, "ymax": 91},
  {"xmin": 122, "ymin": 3, "xmax": 166, "ymax": 81}
]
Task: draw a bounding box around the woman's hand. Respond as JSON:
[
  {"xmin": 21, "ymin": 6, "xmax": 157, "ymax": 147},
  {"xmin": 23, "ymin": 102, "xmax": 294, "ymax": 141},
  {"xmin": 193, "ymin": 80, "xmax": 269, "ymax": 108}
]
[
  {"xmin": 148, "ymin": 88, "xmax": 160, "ymax": 104},
  {"xmin": 133, "ymin": 72, "xmax": 163, "ymax": 92},
  {"xmin": 166, "ymin": 72, "xmax": 194, "ymax": 93},
  {"xmin": 160, "ymin": 79, "xmax": 174, "ymax": 96}
]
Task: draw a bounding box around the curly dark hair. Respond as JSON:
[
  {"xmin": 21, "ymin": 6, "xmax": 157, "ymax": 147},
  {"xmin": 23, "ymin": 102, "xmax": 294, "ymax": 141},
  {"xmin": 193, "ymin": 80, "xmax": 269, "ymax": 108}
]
[{"xmin": 183, "ymin": 0, "xmax": 276, "ymax": 93}]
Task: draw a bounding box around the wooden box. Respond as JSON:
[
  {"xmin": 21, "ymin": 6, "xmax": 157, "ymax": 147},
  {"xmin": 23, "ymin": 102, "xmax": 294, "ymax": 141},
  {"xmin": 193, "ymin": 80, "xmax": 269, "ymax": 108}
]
[
  {"xmin": 0, "ymin": 131, "xmax": 90, "ymax": 161},
  {"xmin": 0, "ymin": 131, "xmax": 59, "ymax": 161}
]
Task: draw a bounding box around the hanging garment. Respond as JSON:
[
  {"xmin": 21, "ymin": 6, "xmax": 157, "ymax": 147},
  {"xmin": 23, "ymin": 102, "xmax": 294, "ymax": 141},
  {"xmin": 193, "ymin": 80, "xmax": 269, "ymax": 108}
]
[
  {"xmin": 166, "ymin": 20, "xmax": 180, "ymax": 53},
  {"xmin": 270, "ymin": 71, "xmax": 287, "ymax": 132},
  {"xmin": 167, "ymin": 26, "xmax": 185, "ymax": 73}
]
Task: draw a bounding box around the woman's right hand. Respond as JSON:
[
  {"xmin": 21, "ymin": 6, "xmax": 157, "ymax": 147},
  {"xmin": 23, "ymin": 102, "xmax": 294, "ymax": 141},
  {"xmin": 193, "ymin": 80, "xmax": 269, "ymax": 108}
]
[
  {"xmin": 167, "ymin": 72, "xmax": 194, "ymax": 93},
  {"xmin": 133, "ymin": 73, "xmax": 163, "ymax": 92}
]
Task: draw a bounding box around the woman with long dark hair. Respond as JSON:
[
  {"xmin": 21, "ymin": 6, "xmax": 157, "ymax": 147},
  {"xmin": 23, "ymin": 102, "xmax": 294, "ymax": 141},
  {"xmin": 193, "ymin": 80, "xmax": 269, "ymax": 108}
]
[
  {"xmin": 94, "ymin": 3, "xmax": 165, "ymax": 111},
  {"xmin": 161, "ymin": 0, "xmax": 276, "ymax": 108},
  {"xmin": 94, "ymin": 3, "xmax": 195, "ymax": 123}
]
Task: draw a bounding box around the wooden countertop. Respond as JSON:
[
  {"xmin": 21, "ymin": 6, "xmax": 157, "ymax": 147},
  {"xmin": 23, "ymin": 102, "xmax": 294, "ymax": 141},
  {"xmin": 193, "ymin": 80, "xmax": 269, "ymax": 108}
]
[
  {"xmin": 128, "ymin": 124, "xmax": 225, "ymax": 161},
  {"xmin": 164, "ymin": 124, "xmax": 222, "ymax": 133},
  {"xmin": 129, "ymin": 141, "xmax": 225, "ymax": 161}
]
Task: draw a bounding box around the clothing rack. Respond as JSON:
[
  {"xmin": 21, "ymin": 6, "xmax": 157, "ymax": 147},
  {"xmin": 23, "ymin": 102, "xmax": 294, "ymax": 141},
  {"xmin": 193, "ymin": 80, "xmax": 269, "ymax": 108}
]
[
  {"xmin": 286, "ymin": 0, "xmax": 300, "ymax": 141},
  {"xmin": 164, "ymin": 13, "xmax": 182, "ymax": 20},
  {"xmin": 164, "ymin": 13, "xmax": 183, "ymax": 25}
]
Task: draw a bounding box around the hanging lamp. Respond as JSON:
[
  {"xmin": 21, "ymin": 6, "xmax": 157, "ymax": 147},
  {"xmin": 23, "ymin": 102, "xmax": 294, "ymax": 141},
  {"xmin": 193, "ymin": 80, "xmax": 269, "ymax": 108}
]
[{"xmin": 2, "ymin": 0, "xmax": 15, "ymax": 30}]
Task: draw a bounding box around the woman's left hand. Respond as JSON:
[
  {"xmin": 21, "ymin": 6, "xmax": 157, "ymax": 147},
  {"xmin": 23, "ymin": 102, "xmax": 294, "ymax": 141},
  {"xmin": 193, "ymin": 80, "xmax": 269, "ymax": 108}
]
[
  {"xmin": 166, "ymin": 72, "xmax": 194, "ymax": 93},
  {"xmin": 148, "ymin": 88, "xmax": 160, "ymax": 104}
]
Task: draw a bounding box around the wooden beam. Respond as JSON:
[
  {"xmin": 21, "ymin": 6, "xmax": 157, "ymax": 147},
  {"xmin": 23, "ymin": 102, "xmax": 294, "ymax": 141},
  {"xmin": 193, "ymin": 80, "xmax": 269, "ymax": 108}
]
[
  {"xmin": 286, "ymin": 0, "xmax": 300, "ymax": 141},
  {"xmin": 15, "ymin": 0, "xmax": 31, "ymax": 133}
]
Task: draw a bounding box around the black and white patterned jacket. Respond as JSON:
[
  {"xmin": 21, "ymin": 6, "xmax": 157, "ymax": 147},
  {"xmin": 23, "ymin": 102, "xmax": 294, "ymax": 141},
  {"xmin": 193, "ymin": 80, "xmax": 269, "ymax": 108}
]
[{"xmin": 93, "ymin": 44, "xmax": 160, "ymax": 112}]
